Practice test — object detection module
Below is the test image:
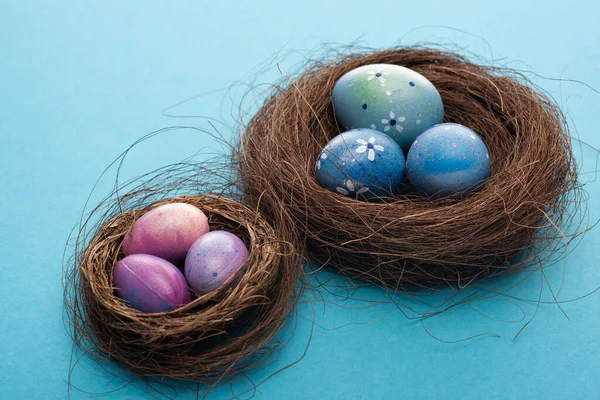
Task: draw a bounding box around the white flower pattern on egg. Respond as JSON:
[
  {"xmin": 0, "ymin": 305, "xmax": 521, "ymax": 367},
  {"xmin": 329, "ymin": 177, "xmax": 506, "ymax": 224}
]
[
  {"xmin": 316, "ymin": 151, "xmax": 328, "ymax": 170},
  {"xmin": 381, "ymin": 111, "xmax": 404, "ymax": 133},
  {"xmin": 356, "ymin": 137, "xmax": 384, "ymax": 161},
  {"xmin": 367, "ymin": 69, "xmax": 389, "ymax": 85},
  {"xmin": 336, "ymin": 179, "xmax": 369, "ymax": 196},
  {"xmin": 336, "ymin": 186, "xmax": 349, "ymax": 195}
]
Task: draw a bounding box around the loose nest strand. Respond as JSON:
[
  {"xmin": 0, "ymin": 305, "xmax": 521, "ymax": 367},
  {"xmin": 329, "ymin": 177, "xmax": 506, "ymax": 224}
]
[
  {"xmin": 239, "ymin": 47, "xmax": 578, "ymax": 289},
  {"xmin": 65, "ymin": 194, "xmax": 301, "ymax": 381}
]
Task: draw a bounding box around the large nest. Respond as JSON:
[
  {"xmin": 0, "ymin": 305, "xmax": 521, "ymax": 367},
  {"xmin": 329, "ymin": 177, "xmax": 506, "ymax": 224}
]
[
  {"xmin": 239, "ymin": 47, "xmax": 579, "ymax": 289},
  {"xmin": 64, "ymin": 193, "xmax": 301, "ymax": 381}
]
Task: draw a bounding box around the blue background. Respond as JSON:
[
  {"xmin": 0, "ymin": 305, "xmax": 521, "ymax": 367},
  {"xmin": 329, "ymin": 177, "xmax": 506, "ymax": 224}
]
[{"xmin": 2, "ymin": 1, "xmax": 599, "ymax": 399}]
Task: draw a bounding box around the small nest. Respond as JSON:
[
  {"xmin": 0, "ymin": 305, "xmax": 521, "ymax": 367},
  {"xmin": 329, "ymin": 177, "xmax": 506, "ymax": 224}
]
[
  {"xmin": 239, "ymin": 47, "xmax": 579, "ymax": 289},
  {"xmin": 65, "ymin": 194, "xmax": 301, "ymax": 381}
]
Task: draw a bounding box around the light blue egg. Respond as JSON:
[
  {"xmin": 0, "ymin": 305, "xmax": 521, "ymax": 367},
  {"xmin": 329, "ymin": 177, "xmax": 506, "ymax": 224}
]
[
  {"xmin": 332, "ymin": 64, "xmax": 444, "ymax": 152},
  {"xmin": 315, "ymin": 128, "xmax": 405, "ymax": 199},
  {"xmin": 406, "ymin": 123, "xmax": 491, "ymax": 197}
]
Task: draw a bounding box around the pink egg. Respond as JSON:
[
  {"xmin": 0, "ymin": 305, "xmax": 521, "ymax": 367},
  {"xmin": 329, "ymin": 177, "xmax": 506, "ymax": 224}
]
[
  {"xmin": 184, "ymin": 231, "xmax": 249, "ymax": 295},
  {"xmin": 123, "ymin": 202, "xmax": 209, "ymax": 264},
  {"xmin": 114, "ymin": 254, "xmax": 191, "ymax": 313}
]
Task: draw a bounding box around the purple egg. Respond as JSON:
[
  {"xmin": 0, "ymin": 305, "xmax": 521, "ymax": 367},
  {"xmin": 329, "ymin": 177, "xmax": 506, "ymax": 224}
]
[
  {"xmin": 184, "ymin": 231, "xmax": 249, "ymax": 295},
  {"xmin": 123, "ymin": 202, "xmax": 209, "ymax": 264},
  {"xmin": 114, "ymin": 254, "xmax": 191, "ymax": 313}
]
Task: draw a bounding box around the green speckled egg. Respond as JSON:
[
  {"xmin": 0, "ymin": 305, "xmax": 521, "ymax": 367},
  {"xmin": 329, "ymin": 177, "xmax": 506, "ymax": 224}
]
[{"xmin": 332, "ymin": 64, "xmax": 444, "ymax": 152}]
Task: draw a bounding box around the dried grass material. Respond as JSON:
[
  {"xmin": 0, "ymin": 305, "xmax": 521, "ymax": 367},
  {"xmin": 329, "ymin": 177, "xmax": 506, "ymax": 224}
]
[
  {"xmin": 66, "ymin": 194, "xmax": 300, "ymax": 381},
  {"xmin": 239, "ymin": 47, "xmax": 579, "ymax": 289}
]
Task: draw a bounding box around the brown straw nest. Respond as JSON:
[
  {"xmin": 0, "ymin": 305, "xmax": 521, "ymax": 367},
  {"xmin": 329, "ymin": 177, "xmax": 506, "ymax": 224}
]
[
  {"xmin": 239, "ymin": 46, "xmax": 580, "ymax": 289},
  {"xmin": 65, "ymin": 191, "xmax": 302, "ymax": 382}
]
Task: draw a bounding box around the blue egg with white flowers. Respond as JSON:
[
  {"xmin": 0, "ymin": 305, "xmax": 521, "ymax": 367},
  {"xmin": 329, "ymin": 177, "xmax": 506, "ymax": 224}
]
[
  {"xmin": 332, "ymin": 64, "xmax": 444, "ymax": 152},
  {"xmin": 315, "ymin": 128, "xmax": 405, "ymax": 199},
  {"xmin": 406, "ymin": 123, "xmax": 491, "ymax": 197}
]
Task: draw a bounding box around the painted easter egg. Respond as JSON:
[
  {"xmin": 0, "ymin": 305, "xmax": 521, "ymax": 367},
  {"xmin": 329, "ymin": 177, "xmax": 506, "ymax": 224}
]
[
  {"xmin": 406, "ymin": 123, "xmax": 491, "ymax": 197},
  {"xmin": 123, "ymin": 202, "xmax": 209, "ymax": 264},
  {"xmin": 315, "ymin": 128, "xmax": 405, "ymax": 199},
  {"xmin": 114, "ymin": 254, "xmax": 191, "ymax": 313},
  {"xmin": 332, "ymin": 64, "xmax": 444, "ymax": 152},
  {"xmin": 184, "ymin": 231, "xmax": 249, "ymax": 295}
]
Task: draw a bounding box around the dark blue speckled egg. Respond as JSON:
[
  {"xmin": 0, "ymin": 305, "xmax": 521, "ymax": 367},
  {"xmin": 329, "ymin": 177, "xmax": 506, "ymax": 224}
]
[
  {"xmin": 315, "ymin": 128, "xmax": 405, "ymax": 200},
  {"xmin": 406, "ymin": 123, "xmax": 491, "ymax": 197}
]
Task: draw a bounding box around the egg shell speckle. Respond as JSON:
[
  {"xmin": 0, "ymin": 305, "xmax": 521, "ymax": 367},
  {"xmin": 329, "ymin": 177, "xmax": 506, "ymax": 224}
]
[
  {"xmin": 406, "ymin": 123, "xmax": 491, "ymax": 197},
  {"xmin": 332, "ymin": 64, "xmax": 444, "ymax": 151},
  {"xmin": 114, "ymin": 254, "xmax": 191, "ymax": 313},
  {"xmin": 315, "ymin": 128, "xmax": 405, "ymax": 199},
  {"xmin": 184, "ymin": 230, "xmax": 249, "ymax": 295},
  {"xmin": 123, "ymin": 202, "xmax": 209, "ymax": 264}
]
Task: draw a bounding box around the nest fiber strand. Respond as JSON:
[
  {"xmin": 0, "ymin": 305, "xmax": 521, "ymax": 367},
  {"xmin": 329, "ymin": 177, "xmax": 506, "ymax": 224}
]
[
  {"xmin": 240, "ymin": 47, "xmax": 578, "ymax": 289},
  {"xmin": 66, "ymin": 194, "xmax": 300, "ymax": 380}
]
